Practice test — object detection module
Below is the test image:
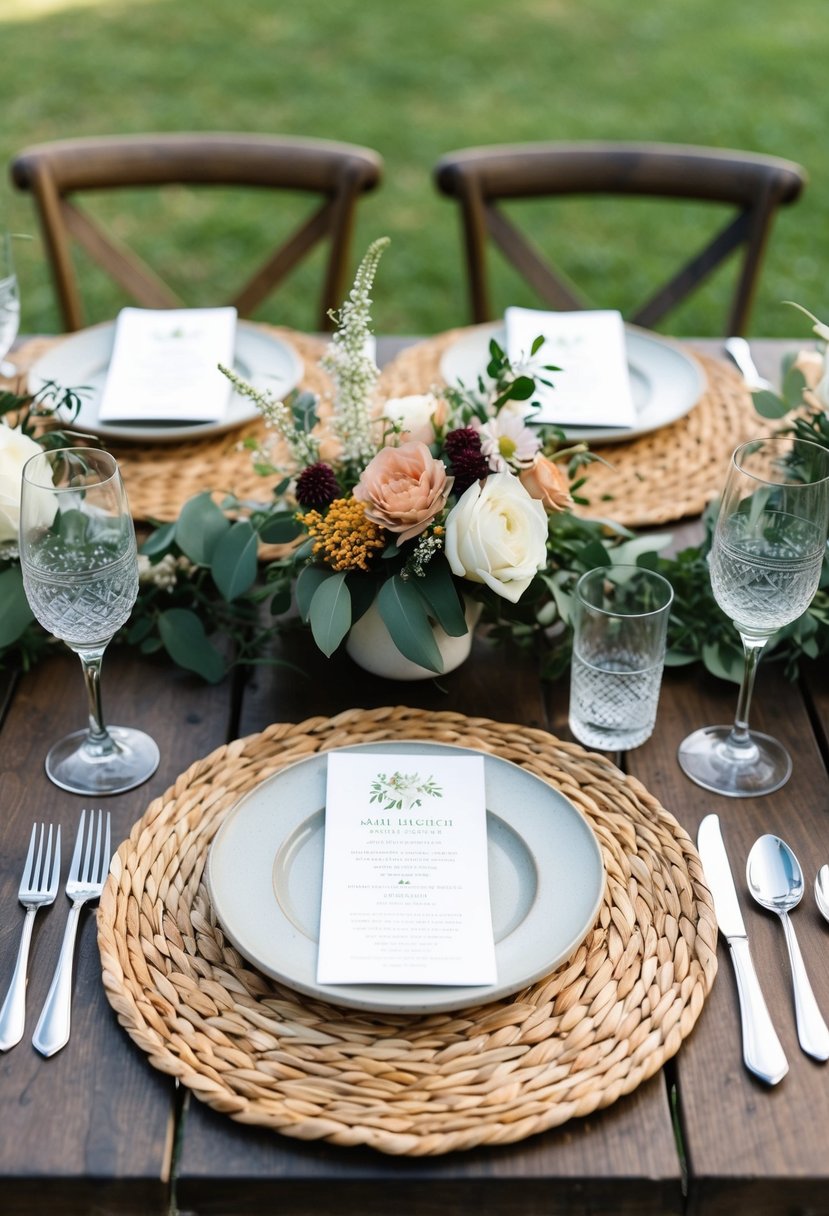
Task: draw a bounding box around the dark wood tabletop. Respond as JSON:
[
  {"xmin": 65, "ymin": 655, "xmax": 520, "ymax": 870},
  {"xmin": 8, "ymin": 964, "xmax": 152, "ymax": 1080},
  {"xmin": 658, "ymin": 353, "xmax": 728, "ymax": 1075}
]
[{"xmin": 2, "ymin": 338, "xmax": 828, "ymax": 1216}]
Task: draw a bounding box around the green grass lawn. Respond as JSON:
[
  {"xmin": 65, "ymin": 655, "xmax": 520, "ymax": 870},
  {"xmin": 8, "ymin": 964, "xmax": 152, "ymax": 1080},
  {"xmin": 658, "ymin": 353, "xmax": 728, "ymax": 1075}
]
[{"xmin": 2, "ymin": 0, "xmax": 828, "ymax": 339}]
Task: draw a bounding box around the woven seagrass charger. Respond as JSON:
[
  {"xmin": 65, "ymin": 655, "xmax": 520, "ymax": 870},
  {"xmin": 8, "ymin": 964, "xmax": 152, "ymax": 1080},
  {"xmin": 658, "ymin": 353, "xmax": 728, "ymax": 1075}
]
[
  {"xmin": 12, "ymin": 324, "xmax": 758, "ymax": 528},
  {"xmin": 97, "ymin": 706, "xmax": 717, "ymax": 1157}
]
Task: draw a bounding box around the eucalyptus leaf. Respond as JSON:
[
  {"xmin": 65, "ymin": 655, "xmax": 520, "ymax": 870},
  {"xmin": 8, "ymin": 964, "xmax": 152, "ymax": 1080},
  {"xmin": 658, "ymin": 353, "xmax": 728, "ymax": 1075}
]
[
  {"xmin": 611, "ymin": 532, "xmax": 672, "ymax": 566},
  {"xmin": 57, "ymin": 508, "xmax": 91, "ymax": 546},
  {"xmin": 701, "ymin": 640, "xmax": 744, "ymax": 684},
  {"xmin": 415, "ymin": 557, "xmax": 467, "ymax": 636},
  {"xmin": 259, "ymin": 513, "xmax": 303, "ymax": 544},
  {"xmin": 782, "ymin": 364, "xmax": 807, "ymax": 409},
  {"xmin": 377, "ymin": 576, "xmax": 443, "ymax": 673},
  {"xmin": 308, "ymin": 572, "xmax": 351, "ymax": 656},
  {"xmin": 140, "ymin": 522, "xmax": 177, "ymax": 558},
  {"xmin": 752, "ymin": 389, "xmax": 790, "ymax": 420},
  {"xmin": 346, "ymin": 571, "xmax": 379, "ymax": 625},
  {"xmin": 579, "ymin": 540, "xmax": 612, "ymax": 569},
  {"xmin": 0, "ymin": 567, "xmax": 34, "ymax": 647},
  {"xmin": 126, "ymin": 616, "xmax": 154, "ymax": 644},
  {"xmin": 158, "ymin": 609, "xmax": 226, "ymax": 682},
  {"xmin": 211, "ymin": 520, "xmax": 258, "ymax": 601},
  {"xmin": 175, "ymin": 492, "xmax": 230, "ymax": 565},
  {"xmin": 664, "ymin": 649, "xmax": 698, "ymax": 667},
  {"xmin": 296, "ymin": 564, "xmax": 334, "ymax": 622}
]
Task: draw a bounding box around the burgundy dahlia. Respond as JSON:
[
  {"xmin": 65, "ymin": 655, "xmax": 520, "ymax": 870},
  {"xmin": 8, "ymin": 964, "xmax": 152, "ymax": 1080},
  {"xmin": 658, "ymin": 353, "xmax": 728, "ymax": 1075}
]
[
  {"xmin": 444, "ymin": 427, "xmax": 489, "ymax": 496},
  {"xmin": 295, "ymin": 462, "xmax": 340, "ymax": 509}
]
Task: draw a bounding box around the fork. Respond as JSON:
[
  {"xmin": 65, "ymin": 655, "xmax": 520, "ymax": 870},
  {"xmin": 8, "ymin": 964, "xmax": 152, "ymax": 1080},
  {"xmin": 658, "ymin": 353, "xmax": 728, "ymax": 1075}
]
[
  {"xmin": 0, "ymin": 823, "xmax": 61, "ymax": 1051},
  {"xmin": 32, "ymin": 809, "xmax": 111, "ymax": 1058}
]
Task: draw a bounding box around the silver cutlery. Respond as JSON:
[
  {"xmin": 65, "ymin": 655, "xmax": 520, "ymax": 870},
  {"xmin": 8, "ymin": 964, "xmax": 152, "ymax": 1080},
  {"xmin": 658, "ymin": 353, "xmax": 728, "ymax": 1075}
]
[
  {"xmin": 0, "ymin": 823, "xmax": 61, "ymax": 1051},
  {"xmin": 747, "ymin": 835, "xmax": 829, "ymax": 1061},
  {"xmin": 32, "ymin": 809, "xmax": 111, "ymax": 1058},
  {"xmin": 816, "ymin": 865, "xmax": 829, "ymax": 924},
  {"xmin": 697, "ymin": 814, "xmax": 788, "ymax": 1085},
  {"xmin": 724, "ymin": 335, "xmax": 775, "ymax": 392}
]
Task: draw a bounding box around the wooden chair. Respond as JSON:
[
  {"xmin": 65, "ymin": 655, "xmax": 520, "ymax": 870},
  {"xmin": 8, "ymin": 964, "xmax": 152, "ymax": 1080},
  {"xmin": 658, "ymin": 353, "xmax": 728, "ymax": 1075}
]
[
  {"xmin": 433, "ymin": 141, "xmax": 806, "ymax": 334},
  {"xmin": 10, "ymin": 133, "xmax": 383, "ymax": 331}
]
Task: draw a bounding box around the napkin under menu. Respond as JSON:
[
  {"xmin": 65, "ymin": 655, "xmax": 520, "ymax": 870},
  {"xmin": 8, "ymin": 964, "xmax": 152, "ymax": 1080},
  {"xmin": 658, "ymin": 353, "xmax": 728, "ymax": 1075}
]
[
  {"xmin": 97, "ymin": 306, "xmax": 237, "ymax": 424},
  {"xmin": 505, "ymin": 306, "xmax": 636, "ymax": 429},
  {"xmin": 316, "ymin": 752, "xmax": 497, "ymax": 986}
]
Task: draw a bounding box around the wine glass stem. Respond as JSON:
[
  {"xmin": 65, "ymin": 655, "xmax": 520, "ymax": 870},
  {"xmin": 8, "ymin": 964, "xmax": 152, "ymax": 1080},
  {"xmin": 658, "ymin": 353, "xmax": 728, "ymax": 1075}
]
[
  {"xmin": 728, "ymin": 634, "xmax": 768, "ymax": 749},
  {"xmin": 77, "ymin": 647, "xmax": 118, "ymax": 753}
]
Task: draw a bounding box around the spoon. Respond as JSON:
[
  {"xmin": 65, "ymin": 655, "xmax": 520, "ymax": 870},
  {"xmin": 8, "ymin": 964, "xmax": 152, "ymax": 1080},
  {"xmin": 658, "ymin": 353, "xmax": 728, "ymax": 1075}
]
[
  {"xmin": 746, "ymin": 834, "xmax": 829, "ymax": 1061},
  {"xmin": 724, "ymin": 336, "xmax": 775, "ymax": 393},
  {"xmin": 816, "ymin": 865, "xmax": 829, "ymax": 924}
]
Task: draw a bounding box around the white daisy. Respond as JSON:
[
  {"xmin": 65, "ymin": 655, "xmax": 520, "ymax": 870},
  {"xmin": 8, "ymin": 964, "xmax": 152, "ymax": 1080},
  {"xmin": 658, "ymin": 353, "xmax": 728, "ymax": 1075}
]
[{"xmin": 476, "ymin": 412, "xmax": 541, "ymax": 472}]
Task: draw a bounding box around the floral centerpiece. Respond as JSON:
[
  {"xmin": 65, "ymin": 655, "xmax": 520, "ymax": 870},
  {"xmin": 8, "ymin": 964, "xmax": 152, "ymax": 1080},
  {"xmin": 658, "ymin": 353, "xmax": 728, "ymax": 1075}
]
[{"xmin": 218, "ymin": 237, "xmax": 589, "ymax": 677}]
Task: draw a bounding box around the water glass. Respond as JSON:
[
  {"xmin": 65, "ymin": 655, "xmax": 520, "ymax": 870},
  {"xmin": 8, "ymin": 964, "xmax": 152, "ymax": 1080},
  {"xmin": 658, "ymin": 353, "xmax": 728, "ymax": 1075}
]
[{"xmin": 569, "ymin": 565, "xmax": 674, "ymax": 751}]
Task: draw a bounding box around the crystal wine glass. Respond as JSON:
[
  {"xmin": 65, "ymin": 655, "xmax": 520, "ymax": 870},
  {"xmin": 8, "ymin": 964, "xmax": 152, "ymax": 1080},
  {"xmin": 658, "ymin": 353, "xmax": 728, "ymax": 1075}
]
[
  {"xmin": 678, "ymin": 436, "xmax": 829, "ymax": 797},
  {"xmin": 19, "ymin": 447, "xmax": 159, "ymax": 795},
  {"xmin": 0, "ymin": 232, "xmax": 20, "ymax": 378}
]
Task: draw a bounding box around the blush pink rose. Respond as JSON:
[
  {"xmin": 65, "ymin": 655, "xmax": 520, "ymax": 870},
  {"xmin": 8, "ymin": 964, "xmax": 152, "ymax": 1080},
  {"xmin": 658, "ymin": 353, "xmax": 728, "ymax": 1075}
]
[{"xmin": 354, "ymin": 441, "xmax": 453, "ymax": 544}]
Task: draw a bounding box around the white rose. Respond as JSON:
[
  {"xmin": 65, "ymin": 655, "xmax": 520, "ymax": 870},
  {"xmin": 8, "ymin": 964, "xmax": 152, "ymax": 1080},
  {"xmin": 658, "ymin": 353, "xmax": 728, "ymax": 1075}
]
[
  {"xmin": 383, "ymin": 393, "xmax": 445, "ymax": 445},
  {"xmin": 0, "ymin": 424, "xmax": 44, "ymax": 543},
  {"xmin": 444, "ymin": 472, "xmax": 548, "ymax": 603}
]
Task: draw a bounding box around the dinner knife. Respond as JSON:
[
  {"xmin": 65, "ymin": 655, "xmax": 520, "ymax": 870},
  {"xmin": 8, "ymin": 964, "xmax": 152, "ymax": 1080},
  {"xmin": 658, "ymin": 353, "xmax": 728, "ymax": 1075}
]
[{"xmin": 697, "ymin": 814, "xmax": 788, "ymax": 1085}]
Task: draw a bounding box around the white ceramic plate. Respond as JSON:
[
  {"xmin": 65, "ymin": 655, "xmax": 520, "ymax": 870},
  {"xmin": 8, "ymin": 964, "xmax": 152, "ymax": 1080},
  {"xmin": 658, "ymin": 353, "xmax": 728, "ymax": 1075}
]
[
  {"xmin": 28, "ymin": 320, "xmax": 303, "ymax": 444},
  {"xmin": 439, "ymin": 321, "xmax": 705, "ymax": 445},
  {"xmin": 206, "ymin": 741, "xmax": 605, "ymax": 1013}
]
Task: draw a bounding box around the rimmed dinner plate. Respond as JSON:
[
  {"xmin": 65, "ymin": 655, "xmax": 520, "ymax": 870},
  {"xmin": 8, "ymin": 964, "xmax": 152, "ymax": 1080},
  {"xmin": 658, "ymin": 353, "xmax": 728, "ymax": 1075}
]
[
  {"xmin": 27, "ymin": 320, "xmax": 303, "ymax": 444},
  {"xmin": 439, "ymin": 321, "xmax": 705, "ymax": 445},
  {"xmin": 206, "ymin": 741, "xmax": 605, "ymax": 1014}
]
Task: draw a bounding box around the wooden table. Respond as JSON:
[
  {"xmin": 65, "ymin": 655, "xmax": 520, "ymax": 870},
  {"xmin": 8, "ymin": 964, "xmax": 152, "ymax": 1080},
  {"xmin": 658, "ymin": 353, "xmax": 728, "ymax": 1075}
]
[{"xmin": 2, "ymin": 339, "xmax": 828, "ymax": 1216}]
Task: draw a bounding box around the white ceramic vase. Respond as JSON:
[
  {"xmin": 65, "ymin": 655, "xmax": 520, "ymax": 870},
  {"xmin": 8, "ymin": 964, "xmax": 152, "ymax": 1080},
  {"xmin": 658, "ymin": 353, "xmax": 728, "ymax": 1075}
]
[{"xmin": 345, "ymin": 597, "xmax": 482, "ymax": 680}]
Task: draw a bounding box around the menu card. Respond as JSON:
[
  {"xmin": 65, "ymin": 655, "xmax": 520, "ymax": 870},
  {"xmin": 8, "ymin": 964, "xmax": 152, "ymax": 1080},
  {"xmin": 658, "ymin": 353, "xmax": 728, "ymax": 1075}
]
[
  {"xmin": 98, "ymin": 306, "xmax": 237, "ymax": 423},
  {"xmin": 505, "ymin": 306, "xmax": 636, "ymax": 429},
  {"xmin": 316, "ymin": 752, "xmax": 497, "ymax": 986}
]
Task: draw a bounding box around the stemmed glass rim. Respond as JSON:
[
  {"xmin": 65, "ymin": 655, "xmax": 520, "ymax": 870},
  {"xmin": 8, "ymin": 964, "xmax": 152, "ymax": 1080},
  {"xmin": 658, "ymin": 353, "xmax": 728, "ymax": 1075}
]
[
  {"xmin": 732, "ymin": 435, "xmax": 829, "ymax": 488},
  {"xmin": 22, "ymin": 446, "xmax": 120, "ymax": 492}
]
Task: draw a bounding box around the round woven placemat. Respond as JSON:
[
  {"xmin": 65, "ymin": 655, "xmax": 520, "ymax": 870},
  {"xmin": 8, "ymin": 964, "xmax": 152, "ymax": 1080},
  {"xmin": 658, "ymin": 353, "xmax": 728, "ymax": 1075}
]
[
  {"xmin": 9, "ymin": 327, "xmax": 332, "ymax": 522},
  {"xmin": 97, "ymin": 706, "xmax": 717, "ymax": 1156},
  {"xmin": 377, "ymin": 326, "xmax": 759, "ymax": 528}
]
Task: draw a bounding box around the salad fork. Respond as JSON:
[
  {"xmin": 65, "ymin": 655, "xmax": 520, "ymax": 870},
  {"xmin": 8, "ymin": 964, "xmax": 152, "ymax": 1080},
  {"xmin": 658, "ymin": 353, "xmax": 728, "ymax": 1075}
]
[
  {"xmin": 32, "ymin": 809, "xmax": 111, "ymax": 1058},
  {"xmin": 0, "ymin": 823, "xmax": 61, "ymax": 1050}
]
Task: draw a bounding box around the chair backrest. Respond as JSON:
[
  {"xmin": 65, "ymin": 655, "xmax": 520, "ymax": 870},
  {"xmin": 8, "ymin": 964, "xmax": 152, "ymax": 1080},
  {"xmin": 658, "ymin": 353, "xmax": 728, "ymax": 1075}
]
[
  {"xmin": 434, "ymin": 141, "xmax": 806, "ymax": 334},
  {"xmin": 11, "ymin": 133, "xmax": 383, "ymax": 332}
]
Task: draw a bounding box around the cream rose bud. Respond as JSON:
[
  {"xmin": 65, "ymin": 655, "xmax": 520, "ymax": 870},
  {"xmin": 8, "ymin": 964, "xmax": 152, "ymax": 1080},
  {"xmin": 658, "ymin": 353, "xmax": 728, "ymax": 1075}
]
[
  {"xmin": 0, "ymin": 424, "xmax": 44, "ymax": 543},
  {"xmin": 445, "ymin": 472, "xmax": 548, "ymax": 603},
  {"xmin": 383, "ymin": 394, "xmax": 445, "ymax": 445}
]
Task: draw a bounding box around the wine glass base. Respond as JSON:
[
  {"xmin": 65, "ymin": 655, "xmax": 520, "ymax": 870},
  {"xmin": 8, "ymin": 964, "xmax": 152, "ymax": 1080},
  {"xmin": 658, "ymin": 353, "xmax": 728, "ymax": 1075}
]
[
  {"xmin": 677, "ymin": 725, "xmax": 792, "ymax": 798},
  {"xmin": 45, "ymin": 726, "xmax": 160, "ymax": 796}
]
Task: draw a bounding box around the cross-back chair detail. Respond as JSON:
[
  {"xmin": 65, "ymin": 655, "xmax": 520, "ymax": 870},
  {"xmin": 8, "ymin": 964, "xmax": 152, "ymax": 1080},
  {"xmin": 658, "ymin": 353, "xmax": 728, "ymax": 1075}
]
[
  {"xmin": 434, "ymin": 141, "xmax": 806, "ymax": 334},
  {"xmin": 11, "ymin": 133, "xmax": 384, "ymax": 332}
]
